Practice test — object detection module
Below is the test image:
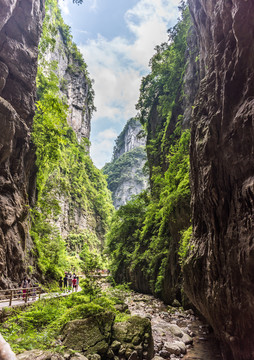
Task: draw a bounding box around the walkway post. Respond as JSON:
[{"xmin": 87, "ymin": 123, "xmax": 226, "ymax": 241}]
[{"xmin": 9, "ymin": 291, "xmax": 12, "ymax": 307}]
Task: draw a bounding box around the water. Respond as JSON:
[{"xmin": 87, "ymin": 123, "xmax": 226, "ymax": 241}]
[{"xmin": 182, "ymin": 318, "xmax": 222, "ymax": 360}]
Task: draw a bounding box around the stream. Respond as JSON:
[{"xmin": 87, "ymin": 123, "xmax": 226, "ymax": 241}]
[{"xmin": 126, "ymin": 292, "xmax": 222, "ymax": 360}]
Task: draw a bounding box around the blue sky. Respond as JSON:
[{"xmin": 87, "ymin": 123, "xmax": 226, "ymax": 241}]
[{"xmin": 59, "ymin": 0, "xmax": 181, "ymax": 168}]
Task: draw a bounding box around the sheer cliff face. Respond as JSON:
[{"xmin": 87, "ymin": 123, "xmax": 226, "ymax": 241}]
[
  {"xmin": 104, "ymin": 119, "xmax": 148, "ymax": 209},
  {"xmin": 0, "ymin": 0, "xmax": 44, "ymax": 287},
  {"xmin": 43, "ymin": 25, "xmax": 91, "ymax": 142},
  {"xmin": 185, "ymin": 1, "xmax": 254, "ymax": 359},
  {"xmin": 113, "ymin": 119, "xmax": 146, "ymax": 160}
]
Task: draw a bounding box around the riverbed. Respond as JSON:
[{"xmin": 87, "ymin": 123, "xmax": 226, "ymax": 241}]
[{"xmin": 126, "ymin": 292, "xmax": 222, "ymax": 360}]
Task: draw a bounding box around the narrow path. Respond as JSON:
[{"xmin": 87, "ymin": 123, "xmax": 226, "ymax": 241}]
[{"xmin": 0, "ymin": 287, "xmax": 82, "ymax": 310}]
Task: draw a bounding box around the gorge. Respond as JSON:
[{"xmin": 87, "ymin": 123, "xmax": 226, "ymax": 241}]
[{"xmin": 0, "ymin": 0, "xmax": 253, "ymax": 360}]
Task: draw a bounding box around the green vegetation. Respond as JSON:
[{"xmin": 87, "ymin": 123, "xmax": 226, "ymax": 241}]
[
  {"xmin": 39, "ymin": 0, "xmax": 95, "ymax": 115},
  {"xmin": 103, "ymin": 117, "xmax": 147, "ymax": 207},
  {"xmin": 107, "ymin": 129, "xmax": 191, "ymax": 297},
  {"xmin": 30, "ymin": 0, "xmax": 114, "ymax": 279},
  {"xmin": 106, "ymin": 3, "xmax": 192, "ymax": 302},
  {"xmin": 111, "ymin": 118, "xmax": 144, "ymax": 160},
  {"xmin": 103, "ymin": 147, "xmax": 147, "ymax": 193},
  {"xmin": 178, "ymin": 225, "xmax": 193, "ymax": 265},
  {"xmin": 0, "ymin": 282, "xmax": 130, "ymax": 354}
]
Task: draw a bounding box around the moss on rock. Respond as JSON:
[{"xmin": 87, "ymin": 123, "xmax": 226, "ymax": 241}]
[{"xmin": 62, "ymin": 312, "xmax": 115, "ymax": 356}]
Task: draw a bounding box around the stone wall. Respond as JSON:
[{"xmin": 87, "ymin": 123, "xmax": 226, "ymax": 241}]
[{"xmin": 185, "ymin": 1, "xmax": 254, "ymax": 359}]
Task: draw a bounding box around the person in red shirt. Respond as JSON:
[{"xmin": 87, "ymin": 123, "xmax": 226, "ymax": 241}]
[{"xmin": 72, "ymin": 276, "xmax": 77, "ymax": 292}]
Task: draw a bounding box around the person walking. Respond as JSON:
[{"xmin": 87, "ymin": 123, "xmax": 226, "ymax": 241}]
[
  {"xmin": 63, "ymin": 273, "xmax": 68, "ymax": 290},
  {"xmin": 68, "ymin": 274, "xmax": 72, "ymax": 291},
  {"xmin": 59, "ymin": 277, "xmax": 63, "ymax": 290},
  {"xmin": 21, "ymin": 277, "xmax": 28, "ymax": 301},
  {"xmin": 72, "ymin": 276, "xmax": 77, "ymax": 292},
  {"xmin": 26, "ymin": 279, "xmax": 31, "ymax": 301}
]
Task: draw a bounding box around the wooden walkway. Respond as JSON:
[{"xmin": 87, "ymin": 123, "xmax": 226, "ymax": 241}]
[
  {"xmin": 0, "ymin": 273, "xmax": 109, "ymax": 310},
  {"xmin": 0, "ymin": 286, "xmax": 81, "ymax": 310}
]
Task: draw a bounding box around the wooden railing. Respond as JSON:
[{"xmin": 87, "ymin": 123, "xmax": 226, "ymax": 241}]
[{"xmin": 0, "ymin": 287, "xmax": 42, "ymax": 307}]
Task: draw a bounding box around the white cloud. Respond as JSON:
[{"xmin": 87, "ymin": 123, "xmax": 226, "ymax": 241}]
[
  {"xmin": 90, "ymin": 128, "xmax": 118, "ymax": 169},
  {"xmin": 59, "ymin": 0, "xmax": 98, "ymax": 14},
  {"xmin": 79, "ymin": 0, "xmax": 181, "ymax": 167},
  {"xmin": 88, "ymin": 0, "xmax": 98, "ymax": 11},
  {"xmin": 80, "ymin": 0, "xmax": 180, "ymax": 125},
  {"xmin": 59, "ymin": 0, "xmax": 71, "ymax": 15}
]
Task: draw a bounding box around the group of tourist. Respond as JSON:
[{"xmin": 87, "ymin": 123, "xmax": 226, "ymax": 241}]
[{"xmin": 59, "ymin": 272, "xmax": 79, "ymax": 292}]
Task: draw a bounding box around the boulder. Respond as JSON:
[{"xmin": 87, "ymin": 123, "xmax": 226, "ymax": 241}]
[
  {"xmin": 70, "ymin": 354, "xmax": 88, "ymax": 360},
  {"xmin": 173, "ymin": 341, "xmax": 186, "ymax": 354},
  {"xmin": 166, "ymin": 324, "xmax": 183, "ymax": 338},
  {"xmin": 181, "ymin": 333, "xmax": 193, "ymax": 345},
  {"xmin": 114, "ymin": 303, "xmax": 129, "ymax": 312},
  {"xmin": 17, "ymin": 350, "xmax": 64, "ymax": 360},
  {"xmin": 62, "ymin": 312, "xmax": 115, "ymax": 357},
  {"xmin": 163, "ymin": 342, "xmax": 181, "ymax": 356},
  {"xmin": 112, "ymin": 316, "xmax": 154, "ymax": 360}
]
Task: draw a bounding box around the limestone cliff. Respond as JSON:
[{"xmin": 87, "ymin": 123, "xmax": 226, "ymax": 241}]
[
  {"xmin": 32, "ymin": 0, "xmax": 113, "ymax": 275},
  {"xmin": 184, "ymin": 1, "xmax": 254, "ymax": 359},
  {"xmin": 103, "ymin": 118, "xmax": 148, "ymax": 209},
  {"xmin": 113, "ymin": 118, "xmax": 146, "ymax": 160},
  {"xmin": 0, "ymin": 0, "xmax": 44, "ymax": 288},
  {"xmin": 42, "ymin": 2, "xmax": 93, "ymax": 142}
]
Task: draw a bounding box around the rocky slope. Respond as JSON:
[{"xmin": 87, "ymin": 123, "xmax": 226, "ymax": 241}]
[
  {"xmin": 184, "ymin": 1, "xmax": 254, "ymax": 359},
  {"xmin": 103, "ymin": 118, "xmax": 148, "ymax": 209},
  {"xmin": 0, "ymin": 0, "xmax": 44, "ymax": 288}
]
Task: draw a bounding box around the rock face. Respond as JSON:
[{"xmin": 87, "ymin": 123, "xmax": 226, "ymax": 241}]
[
  {"xmin": 43, "ymin": 4, "xmax": 91, "ymax": 142},
  {"xmin": 61, "ymin": 313, "xmax": 153, "ymax": 360},
  {"xmin": 113, "ymin": 118, "xmax": 146, "ymax": 159},
  {"xmin": 185, "ymin": 1, "xmax": 254, "ymax": 359},
  {"xmin": 103, "ymin": 118, "xmax": 148, "ymax": 209},
  {"xmin": 112, "ymin": 316, "xmax": 154, "ymax": 360},
  {"xmin": 0, "ymin": 0, "xmax": 44, "ymax": 287},
  {"xmin": 34, "ymin": 0, "xmax": 113, "ymax": 252},
  {"xmin": 62, "ymin": 312, "xmax": 115, "ymax": 358}
]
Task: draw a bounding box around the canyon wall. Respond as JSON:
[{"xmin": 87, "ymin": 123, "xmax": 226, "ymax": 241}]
[
  {"xmin": 33, "ymin": 0, "xmax": 113, "ymax": 268},
  {"xmin": 0, "ymin": 0, "xmax": 44, "ymax": 287},
  {"xmin": 103, "ymin": 118, "xmax": 148, "ymax": 209},
  {"xmin": 43, "ymin": 5, "xmax": 91, "ymax": 142},
  {"xmin": 185, "ymin": 1, "xmax": 254, "ymax": 359}
]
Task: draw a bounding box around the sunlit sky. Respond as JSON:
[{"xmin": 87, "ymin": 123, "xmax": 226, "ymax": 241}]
[{"xmin": 59, "ymin": 0, "xmax": 181, "ymax": 168}]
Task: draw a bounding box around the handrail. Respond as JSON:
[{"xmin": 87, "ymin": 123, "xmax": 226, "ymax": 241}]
[
  {"xmin": 0, "ymin": 287, "xmax": 42, "ymax": 307},
  {"xmin": 0, "ymin": 287, "xmax": 41, "ymax": 293}
]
